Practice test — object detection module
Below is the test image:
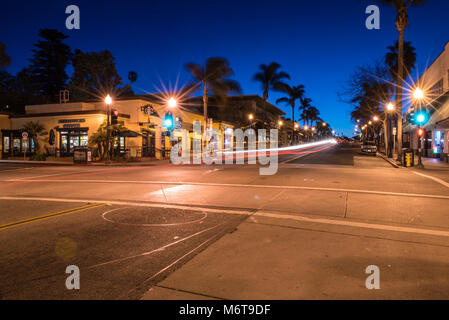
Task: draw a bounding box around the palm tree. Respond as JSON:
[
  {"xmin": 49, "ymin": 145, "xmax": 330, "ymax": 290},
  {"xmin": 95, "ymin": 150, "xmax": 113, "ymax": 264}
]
[
  {"xmin": 299, "ymin": 97, "xmax": 312, "ymax": 126},
  {"xmin": 385, "ymin": 41, "xmax": 417, "ymax": 80},
  {"xmin": 22, "ymin": 121, "xmax": 45, "ymax": 152},
  {"xmin": 253, "ymin": 62, "xmax": 290, "ymax": 123},
  {"xmin": 276, "ymin": 84, "xmax": 305, "ymax": 140},
  {"xmin": 380, "ymin": 0, "xmax": 425, "ymax": 162},
  {"xmin": 185, "ymin": 57, "xmax": 241, "ymax": 133},
  {"xmin": 307, "ymin": 106, "xmax": 321, "ymax": 128}
]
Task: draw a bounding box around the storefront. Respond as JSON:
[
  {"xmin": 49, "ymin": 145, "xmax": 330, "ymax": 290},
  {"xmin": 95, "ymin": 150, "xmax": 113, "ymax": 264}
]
[
  {"xmin": 57, "ymin": 127, "xmax": 89, "ymax": 157},
  {"xmin": 1, "ymin": 129, "xmax": 36, "ymax": 157}
]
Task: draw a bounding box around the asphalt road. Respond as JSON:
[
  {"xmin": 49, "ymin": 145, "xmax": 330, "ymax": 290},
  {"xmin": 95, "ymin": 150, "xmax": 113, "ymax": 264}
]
[{"xmin": 1, "ymin": 142, "xmax": 449, "ymax": 299}]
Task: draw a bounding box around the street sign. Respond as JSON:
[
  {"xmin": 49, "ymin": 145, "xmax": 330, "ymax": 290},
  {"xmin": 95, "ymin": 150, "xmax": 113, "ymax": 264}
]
[{"xmin": 22, "ymin": 132, "xmax": 28, "ymax": 140}]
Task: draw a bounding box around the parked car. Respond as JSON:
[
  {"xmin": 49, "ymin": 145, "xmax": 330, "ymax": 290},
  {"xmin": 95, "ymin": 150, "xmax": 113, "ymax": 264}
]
[{"xmin": 361, "ymin": 141, "xmax": 377, "ymax": 155}]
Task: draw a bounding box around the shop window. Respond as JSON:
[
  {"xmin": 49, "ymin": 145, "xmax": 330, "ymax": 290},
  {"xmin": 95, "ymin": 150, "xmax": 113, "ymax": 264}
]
[
  {"xmin": 13, "ymin": 138, "xmax": 21, "ymax": 152},
  {"xmin": 3, "ymin": 136, "xmax": 9, "ymax": 152}
]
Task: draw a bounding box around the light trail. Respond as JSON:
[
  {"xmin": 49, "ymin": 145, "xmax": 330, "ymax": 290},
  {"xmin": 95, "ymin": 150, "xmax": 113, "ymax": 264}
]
[{"xmin": 222, "ymin": 139, "xmax": 337, "ymax": 155}]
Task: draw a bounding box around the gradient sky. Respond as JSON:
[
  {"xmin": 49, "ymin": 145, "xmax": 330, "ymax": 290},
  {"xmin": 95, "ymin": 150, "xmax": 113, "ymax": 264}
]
[{"xmin": 1, "ymin": 0, "xmax": 448, "ymax": 136}]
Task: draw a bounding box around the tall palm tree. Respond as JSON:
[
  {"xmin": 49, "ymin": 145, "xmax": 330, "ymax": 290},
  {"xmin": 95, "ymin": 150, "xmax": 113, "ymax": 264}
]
[
  {"xmin": 380, "ymin": 0, "xmax": 425, "ymax": 162},
  {"xmin": 299, "ymin": 97, "xmax": 312, "ymax": 126},
  {"xmin": 306, "ymin": 106, "xmax": 321, "ymax": 128},
  {"xmin": 276, "ymin": 84, "xmax": 305, "ymax": 140},
  {"xmin": 385, "ymin": 41, "xmax": 417, "ymax": 80},
  {"xmin": 253, "ymin": 62, "xmax": 290, "ymax": 123},
  {"xmin": 185, "ymin": 57, "xmax": 241, "ymax": 132}
]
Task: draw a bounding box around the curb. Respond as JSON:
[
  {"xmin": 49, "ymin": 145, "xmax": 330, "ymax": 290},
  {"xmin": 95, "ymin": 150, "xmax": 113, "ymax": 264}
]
[
  {"xmin": 376, "ymin": 153, "xmax": 401, "ymax": 168},
  {"xmin": 0, "ymin": 159, "xmax": 170, "ymax": 167}
]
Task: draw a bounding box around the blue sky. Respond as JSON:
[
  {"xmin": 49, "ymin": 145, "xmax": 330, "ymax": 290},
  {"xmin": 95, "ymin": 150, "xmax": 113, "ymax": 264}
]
[{"xmin": 1, "ymin": 0, "xmax": 448, "ymax": 136}]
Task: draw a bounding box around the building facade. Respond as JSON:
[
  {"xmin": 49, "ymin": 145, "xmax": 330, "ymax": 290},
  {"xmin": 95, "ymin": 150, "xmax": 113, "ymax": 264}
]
[
  {"xmin": 403, "ymin": 41, "xmax": 449, "ymax": 162},
  {"xmin": 1, "ymin": 95, "xmax": 236, "ymax": 160},
  {"xmin": 1, "ymin": 94, "xmax": 283, "ymax": 161}
]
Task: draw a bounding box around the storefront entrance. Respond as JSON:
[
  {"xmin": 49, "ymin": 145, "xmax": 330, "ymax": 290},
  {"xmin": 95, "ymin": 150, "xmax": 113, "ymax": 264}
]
[
  {"xmin": 58, "ymin": 128, "xmax": 89, "ymax": 157},
  {"xmin": 142, "ymin": 132, "xmax": 155, "ymax": 157}
]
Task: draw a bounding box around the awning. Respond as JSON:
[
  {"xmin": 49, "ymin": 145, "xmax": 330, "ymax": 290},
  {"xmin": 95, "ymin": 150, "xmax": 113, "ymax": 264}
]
[{"xmin": 119, "ymin": 130, "xmax": 143, "ymax": 137}]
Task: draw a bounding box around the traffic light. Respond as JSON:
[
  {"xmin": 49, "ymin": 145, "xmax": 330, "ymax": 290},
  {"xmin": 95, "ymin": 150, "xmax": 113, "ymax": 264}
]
[
  {"xmin": 111, "ymin": 109, "xmax": 119, "ymax": 125},
  {"xmin": 417, "ymin": 128, "xmax": 424, "ymax": 137},
  {"xmin": 415, "ymin": 112, "xmax": 427, "ymax": 125},
  {"xmin": 409, "ymin": 110, "xmax": 428, "ymax": 125},
  {"xmin": 163, "ymin": 111, "xmax": 174, "ymax": 130}
]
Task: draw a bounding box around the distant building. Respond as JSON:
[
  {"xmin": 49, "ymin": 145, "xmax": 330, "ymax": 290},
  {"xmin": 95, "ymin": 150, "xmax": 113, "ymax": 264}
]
[
  {"xmin": 403, "ymin": 41, "xmax": 449, "ymax": 162},
  {"xmin": 183, "ymin": 95, "xmax": 285, "ymax": 130}
]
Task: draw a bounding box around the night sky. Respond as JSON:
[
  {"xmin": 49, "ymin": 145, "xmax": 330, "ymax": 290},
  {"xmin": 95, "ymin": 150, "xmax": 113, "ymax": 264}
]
[{"xmin": 1, "ymin": 0, "xmax": 448, "ymax": 136}]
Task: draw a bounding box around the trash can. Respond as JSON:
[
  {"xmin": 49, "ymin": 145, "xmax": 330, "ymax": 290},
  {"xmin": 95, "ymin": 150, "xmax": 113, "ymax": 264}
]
[
  {"xmin": 73, "ymin": 147, "xmax": 92, "ymax": 164},
  {"xmin": 403, "ymin": 149, "xmax": 414, "ymax": 167}
]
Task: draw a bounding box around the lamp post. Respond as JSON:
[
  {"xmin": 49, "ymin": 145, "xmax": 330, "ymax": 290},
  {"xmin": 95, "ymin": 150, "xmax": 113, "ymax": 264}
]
[
  {"xmin": 105, "ymin": 94, "xmax": 112, "ymax": 164},
  {"xmin": 249, "ymin": 114, "xmax": 254, "ymax": 128}
]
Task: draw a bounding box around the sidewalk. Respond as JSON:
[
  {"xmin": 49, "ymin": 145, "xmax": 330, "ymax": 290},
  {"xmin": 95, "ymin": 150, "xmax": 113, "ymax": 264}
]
[{"xmin": 0, "ymin": 158, "xmax": 171, "ymax": 166}]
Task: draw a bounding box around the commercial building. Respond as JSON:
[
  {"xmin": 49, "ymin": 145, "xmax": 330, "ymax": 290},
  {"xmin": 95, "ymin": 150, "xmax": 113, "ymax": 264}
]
[
  {"xmin": 403, "ymin": 41, "xmax": 449, "ymax": 162},
  {"xmin": 0, "ymin": 94, "xmax": 283, "ymax": 160}
]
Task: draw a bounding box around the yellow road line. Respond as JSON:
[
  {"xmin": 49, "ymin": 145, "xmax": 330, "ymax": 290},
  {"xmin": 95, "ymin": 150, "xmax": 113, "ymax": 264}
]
[{"xmin": 0, "ymin": 203, "xmax": 106, "ymax": 230}]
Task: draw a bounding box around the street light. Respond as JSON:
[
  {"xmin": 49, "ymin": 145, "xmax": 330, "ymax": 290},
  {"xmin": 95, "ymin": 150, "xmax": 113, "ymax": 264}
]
[
  {"xmin": 322, "ymin": 122, "xmax": 327, "ymax": 127},
  {"xmin": 373, "ymin": 115, "xmax": 379, "ymax": 122},
  {"xmin": 386, "ymin": 102, "xmax": 395, "ymax": 111},
  {"xmin": 249, "ymin": 114, "xmax": 254, "ymax": 120},
  {"xmin": 168, "ymin": 97, "xmax": 177, "ymax": 108},
  {"xmin": 105, "ymin": 94, "xmax": 112, "ymax": 164},
  {"xmin": 413, "ymin": 88, "xmax": 424, "ymax": 101},
  {"xmin": 278, "ymin": 120, "xmax": 283, "ymax": 127}
]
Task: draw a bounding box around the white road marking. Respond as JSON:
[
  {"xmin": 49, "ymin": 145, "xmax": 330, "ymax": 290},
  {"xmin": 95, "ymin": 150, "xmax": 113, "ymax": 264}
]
[
  {"xmin": 89, "ymin": 223, "xmax": 222, "ymax": 269},
  {"xmin": 413, "ymin": 171, "xmax": 449, "ymax": 189},
  {"xmin": 255, "ymin": 211, "xmax": 449, "ymax": 238},
  {"xmin": 2, "ymin": 196, "xmax": 449, "ymax": 238},
  {"xmin": 3, "ymin": 179, "xmax": 449, "ymax": 200}
]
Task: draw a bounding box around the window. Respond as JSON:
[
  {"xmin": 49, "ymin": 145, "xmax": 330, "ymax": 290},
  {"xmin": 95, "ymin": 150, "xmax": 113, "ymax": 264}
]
[
  {"xmin": 430, "ymin": 79, "xmax": 443, "ymax": 97},
  {"xmin": 3, "ymin": 136, "xmax": 9, "ymax": 152}
]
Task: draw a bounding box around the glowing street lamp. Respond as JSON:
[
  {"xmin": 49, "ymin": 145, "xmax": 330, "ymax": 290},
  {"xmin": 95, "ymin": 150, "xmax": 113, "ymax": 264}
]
[
  {"xmin": 304, "ymin": 125, "xmax": 309, "ymax": 130},
  {"xmin": 168, "ymin": 97, "xmax": 177, "ymax": 108},
  {"xmin": 373, "ymin": 115, "xmax": 379, "ymax": 122},
  {"xmin": 368, "ymin": 121, "xmax": 372, "ymax": 125},
  {"xmin": 249, "ymin": 114, "xmax": 254, "ymax": 120},
  {"xmin": 322, "ymin": 122, "xmax": 327, "ymax": 127},
  {"xmin": 386, "ymin": 102, "xmax": 395, "ymax": 111},
  {"xmin": 105, "ymin": 94, "xmax": 112, "ymax": 105},
  {"xmin": 413, "ymin": 88, "xmax": 424, "ymax": 101},
  {"xmin": 278, "ymin": 120, "xmax": 283, "ymax": 127}
]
